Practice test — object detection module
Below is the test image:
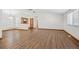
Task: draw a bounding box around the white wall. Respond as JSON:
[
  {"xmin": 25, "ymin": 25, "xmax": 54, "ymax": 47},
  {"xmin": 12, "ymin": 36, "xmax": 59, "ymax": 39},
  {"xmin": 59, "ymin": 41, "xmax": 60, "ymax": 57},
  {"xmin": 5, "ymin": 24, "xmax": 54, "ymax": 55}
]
[
  {"xmin": 14, "ymin": 10, "xmax": 35, "ymax": 30},
  {"xmin": 0, "ymin": 10, "xmax": 29, "ymax": 30},
  {"xmin": 15, "ymin": 14, "xmax": 29, "ymax": 30},
  {"xmin": 0, "ymin": 10, "xmax": 3, "ymax": 38},
  {"xmin": 37, "ymin": 13, "xmax": 64, "ymax": 30},
  {"xmin": 64, "ymin": 10, "xmax": 79, "ymax": 40},
  {"xmin": 1, "ymin": 15, "xmax": 16, "ymax": 30},
  {"xmin": 0, "ymin": 10, "xmax": 17, "ymax": 30},
  {"xmin": 0, "ymin": 9, "xmax": 64, "ymax": 30}
]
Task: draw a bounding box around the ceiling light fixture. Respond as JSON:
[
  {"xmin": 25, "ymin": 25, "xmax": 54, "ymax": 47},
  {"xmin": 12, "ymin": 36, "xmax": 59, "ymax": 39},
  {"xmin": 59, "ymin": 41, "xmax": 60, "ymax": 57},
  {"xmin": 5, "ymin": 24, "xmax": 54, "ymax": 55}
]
[{"xmin": 28, "ymin": 9, "xmax": 35, "ymax": 13}]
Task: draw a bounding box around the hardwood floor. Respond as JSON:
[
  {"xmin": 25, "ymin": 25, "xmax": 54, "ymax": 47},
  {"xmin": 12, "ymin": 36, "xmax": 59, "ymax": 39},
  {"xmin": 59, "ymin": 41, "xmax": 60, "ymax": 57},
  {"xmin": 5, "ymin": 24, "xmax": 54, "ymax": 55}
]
[{"xmin": 0, "ymin": 29, "xmax": 79, "ymax": 49}]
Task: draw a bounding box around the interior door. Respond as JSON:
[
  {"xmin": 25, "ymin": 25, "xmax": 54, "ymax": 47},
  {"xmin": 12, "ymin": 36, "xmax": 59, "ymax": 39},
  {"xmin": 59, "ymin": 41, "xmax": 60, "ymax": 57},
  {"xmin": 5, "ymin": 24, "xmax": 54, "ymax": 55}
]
[{"xmin": 29, "ymin": 18, "xmax": 34, "ymax": 29}]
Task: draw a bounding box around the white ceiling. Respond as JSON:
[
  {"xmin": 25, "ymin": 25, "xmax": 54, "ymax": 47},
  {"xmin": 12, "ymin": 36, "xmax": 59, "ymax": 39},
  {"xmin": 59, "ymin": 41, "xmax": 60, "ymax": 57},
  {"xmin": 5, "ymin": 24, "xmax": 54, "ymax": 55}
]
[
  {"xmin": 2, "ymin": 9, "xmax": 69, "ymax": 15},
  {"xmin": 33, "ymin": 9, "xmax": 69, "ymax": 14}
]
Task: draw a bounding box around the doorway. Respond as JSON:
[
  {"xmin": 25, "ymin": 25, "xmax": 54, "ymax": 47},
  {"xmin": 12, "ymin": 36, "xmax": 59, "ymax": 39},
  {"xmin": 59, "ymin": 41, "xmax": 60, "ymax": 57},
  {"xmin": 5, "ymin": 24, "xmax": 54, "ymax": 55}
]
[{"xmin": 29, "ymin": 18, "xmax": 34, "ymax": 29}]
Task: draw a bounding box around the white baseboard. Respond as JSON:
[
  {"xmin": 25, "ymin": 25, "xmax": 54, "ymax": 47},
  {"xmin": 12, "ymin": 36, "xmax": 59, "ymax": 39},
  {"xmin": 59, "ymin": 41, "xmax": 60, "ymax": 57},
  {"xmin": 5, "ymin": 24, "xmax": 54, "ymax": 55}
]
[
  {"xmin": 64, "ymin": 30, "xmax": 79, "ymax": 40},
  {"xmin": 0, "ymin": 29, "xmax": 2, "ymax": 38}
]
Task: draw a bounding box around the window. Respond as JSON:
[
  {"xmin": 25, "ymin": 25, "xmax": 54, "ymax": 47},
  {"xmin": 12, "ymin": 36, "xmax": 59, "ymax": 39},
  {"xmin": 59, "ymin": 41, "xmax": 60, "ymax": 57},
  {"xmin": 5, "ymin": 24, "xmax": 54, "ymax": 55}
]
[
  {"xmin": 67, "ymin": 12, "xmax": 73, "ymax": 25},
  {"xmin": 73, "ymin": 10, "xmax": 79, "ymax": 26},
  {"xmin": 67, "ymin": 10, "xmax": 79, "ymax": 26}
]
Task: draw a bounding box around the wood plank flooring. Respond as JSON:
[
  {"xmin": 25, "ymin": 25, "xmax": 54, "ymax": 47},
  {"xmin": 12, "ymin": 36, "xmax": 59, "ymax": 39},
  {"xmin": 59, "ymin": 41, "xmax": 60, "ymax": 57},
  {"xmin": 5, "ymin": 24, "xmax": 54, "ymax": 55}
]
[{"xmin": 0, "ymin": 29, "xmax": 79, "ymax": 49}]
